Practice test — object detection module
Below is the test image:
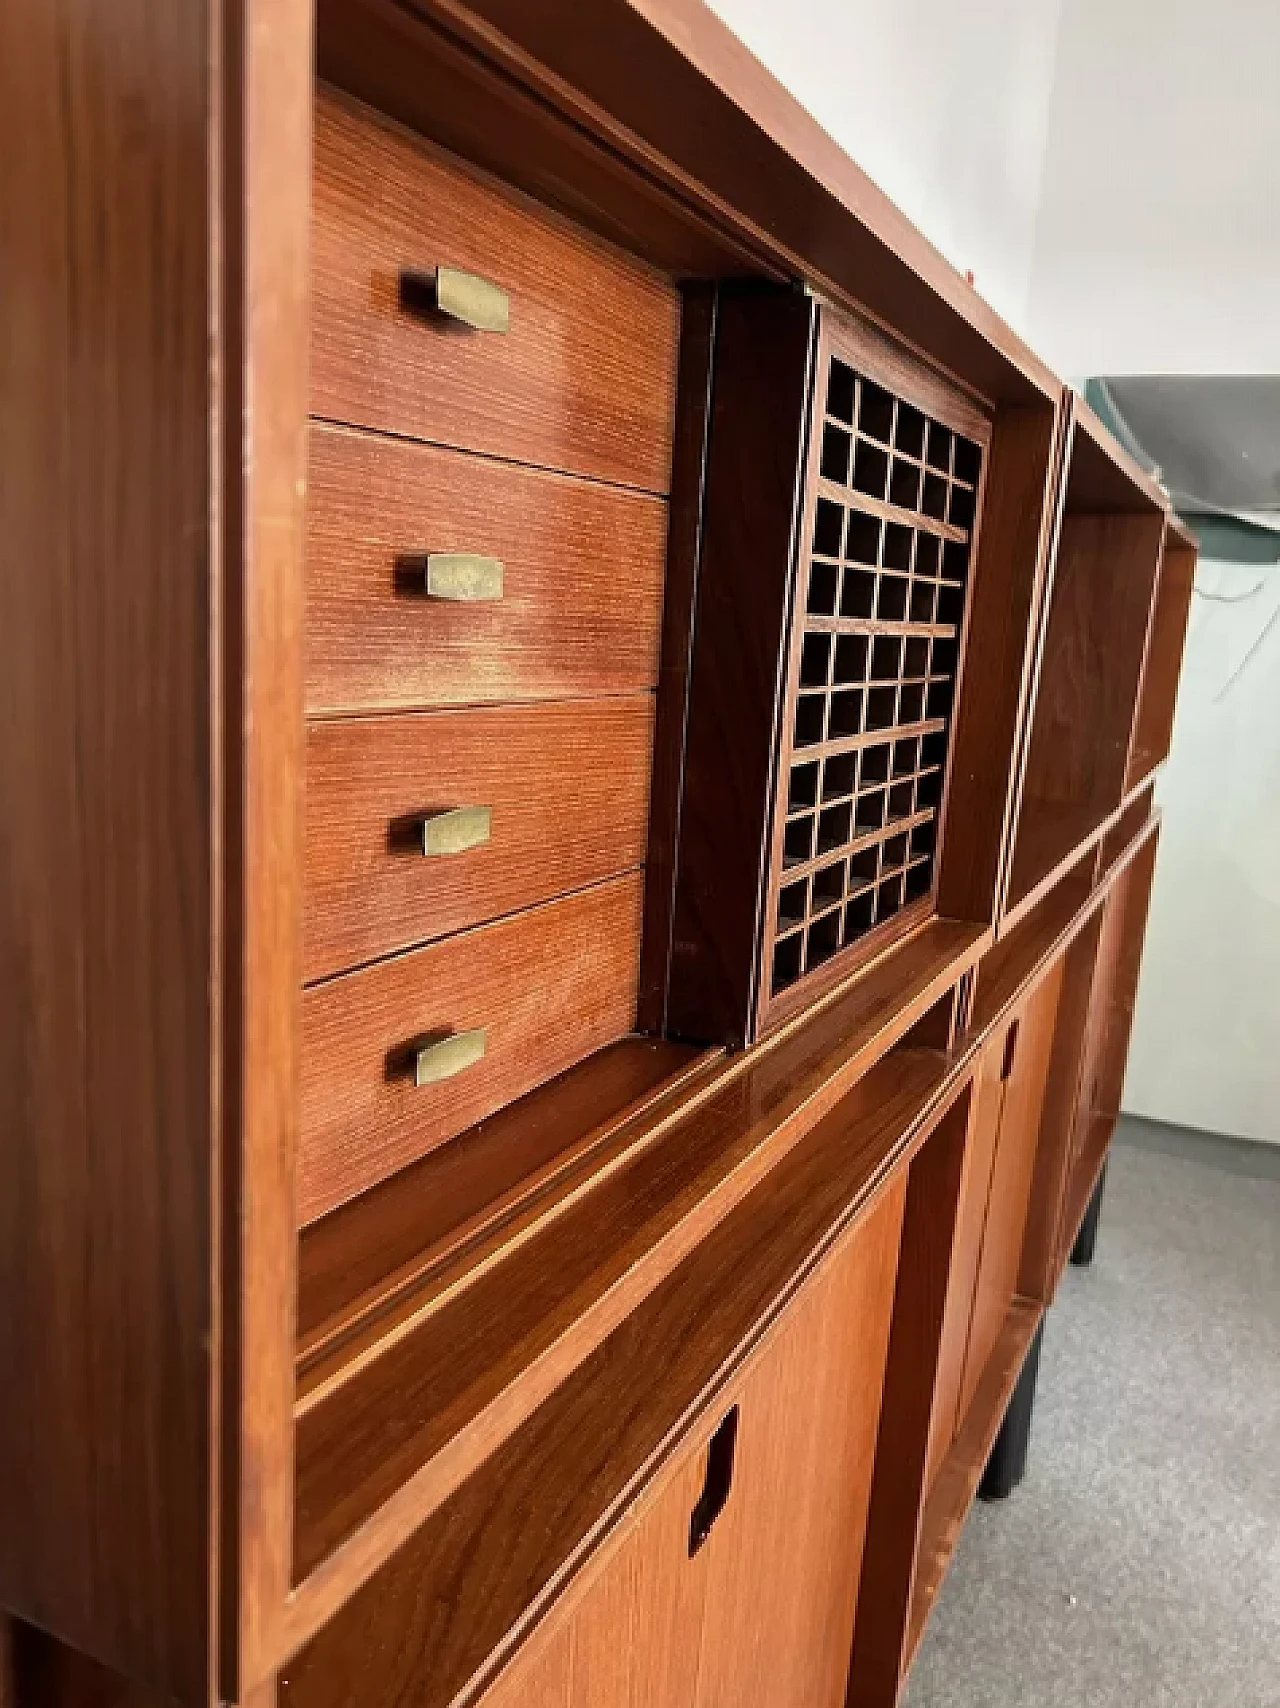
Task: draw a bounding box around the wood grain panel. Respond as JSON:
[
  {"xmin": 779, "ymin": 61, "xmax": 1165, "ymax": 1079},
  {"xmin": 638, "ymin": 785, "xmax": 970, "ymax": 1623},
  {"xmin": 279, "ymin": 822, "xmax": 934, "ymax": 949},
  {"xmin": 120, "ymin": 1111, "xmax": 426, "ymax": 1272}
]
[
  {"xmin": 286, "ymin": 1149, "xmax": 904, "ymax": 1708},
  {"xmin": 1126, "ymin": 528, "xmax": 1195, "ymax": 788},
  {"xmin": 1019, "ymin": 915, "xmax": 1105, "ymax": 1304},
  {"xmin": 288, "ymin": 1044, "xmax": 948, "ymax": 1598},
  {"xmin": 906, "ymin": 1297, "xmax": 1043, "ymax": 1670},
  {"xmin": 305, "ymin": 697, "xmax": 653, "ymax": 979},
  {"xmin": 0, "ymin": 0, "xmax": 215, "ymax": 1694},
  {"xmin": 937, "ymin": 401, "xmax": 1062, "ymax": 926},
  {"xmin": 312, "ymin": 87, "xmax": 681, "ymax": 491},
  {"xmin": 664, "ymin": 285, "xmax": 817, "ymax": 1046},
  {"xmin": 306, "ymin": 422, "xmax": 668, "ymax": 713},
  {"xmin": 958, "ymin": 960, "xmax": 1064, "ymax": 1424},
  {"xmin": 300, "ymin": 874, "xmax": 643, "ymax": 1220},
  {"xmin": 297, "ymin": 1037, "xmax": 706, "ymax": 1361},
  {"xmin": 221, "ymin": 0, "xmax": 315, "ymax": 1691},
  {"xmin": 847, "ymin": 1089, "xmax": 972, "ymax": 1707},
  {"xmin": 692, "ymin": 1179, "xmax": 904, "ymax": 1708},
  {"xmin": 923, "ymin": 1048, "xmax": 1005, "ymax": 1492},
  {"xmin": 1009, "ymin": 509, "xmax": 1165, "ymax": 907}
]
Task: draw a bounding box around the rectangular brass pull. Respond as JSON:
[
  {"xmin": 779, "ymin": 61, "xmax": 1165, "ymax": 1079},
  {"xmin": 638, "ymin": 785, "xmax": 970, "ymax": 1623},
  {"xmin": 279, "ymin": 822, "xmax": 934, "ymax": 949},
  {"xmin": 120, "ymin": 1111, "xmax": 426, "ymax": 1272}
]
[
  {"xmin": 414, "ymin": 1028, "xmax": 486, "ymax": 1088},
  {"xmin": 401, "ymin": 265, "xmax": 509, "ymax": 332},
  {"xmin": 421, "ymin": 552, "xmax": 504, "ymax": 602},
  {"xmin": 420, "ymin": 805, "xmax": 492, "ymax": 857}
]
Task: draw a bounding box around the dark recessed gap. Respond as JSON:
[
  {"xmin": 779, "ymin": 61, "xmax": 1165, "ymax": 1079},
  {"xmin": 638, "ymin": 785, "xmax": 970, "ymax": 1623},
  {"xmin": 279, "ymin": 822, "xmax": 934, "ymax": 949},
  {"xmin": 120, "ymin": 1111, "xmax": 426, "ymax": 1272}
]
[
  {"xmin": 788, "ymin": 761, "xmax": 819, "ymax": 813},
  {"xmin": 807, "ymin": 560, "xmax": 839, "ymax": 616},
  {"xmin": 834, "ymin": 632, "xmax": 869, "ymax": 684},
  {"xmin": 954, "ymin": 436, "xmax": 982, "ymax": 484},
  {"xmin": 772, "ymin": 933, "xmax": 803, "ymax": 992},
  {"xmin": 841, "ymin": 567, "xmax": 877, "ymax": 619},
  {"xmin": 859, "ymin": 379, "xmax": 895, "ymax": 443},
  {"xmin": 822, "ymin": 751, "xmax": 858, "ymax": 801},
  {"xmin": 852, "ymin": 440, "xmax": 889, "ymax": 499},
  {"xmin": 909, "ymin": 579, "xmax": 937, "ymax": 623},
  {"xmin": 821, "ymin": 422, "xmax": 852, "ymax": 485},
  {"xmin": 826, "ymin": 358, "xmax": 856, "ymax": 425},
  {"xmin": 871, "ymin": 635, "xmax": 903, "ymax": 681},
  {"xmin": 883, "ymin": 521, "xmax": 914, "ymax": 573},
  {"xmin": 845, "ymin": 510, "xmax": 881, "ymax": 566},
  {"xmin": 800, "ymin": 631, "xmax": 832, "ymax": 689},
  {"xmin": 890, "ymin": 457, "xmax": 922, "ymax": 510},
  {"xmin": 784, "ymin": 814, "xmax": 815, "ymax": 866},
  {"xmin": 865, "ymin": 686, "xmax": 897, "ymax": 732},
  {"xmin": 828, "ymin": 688, "xmax": 864, "ymax": 739},
  {"xmin": 876, "ymin": 574, "xmax": 908, "ymax": 622},
  {"xmin": 795, "ymin": 693, "xmax": 827, "ymax": 747},
  {"xmin": 813, "ymin": 497, "xmax": 844, "ymax": 557},
  {"xmin": 895, "ymin": 402, "xmax": 926, "ymax": 458}
]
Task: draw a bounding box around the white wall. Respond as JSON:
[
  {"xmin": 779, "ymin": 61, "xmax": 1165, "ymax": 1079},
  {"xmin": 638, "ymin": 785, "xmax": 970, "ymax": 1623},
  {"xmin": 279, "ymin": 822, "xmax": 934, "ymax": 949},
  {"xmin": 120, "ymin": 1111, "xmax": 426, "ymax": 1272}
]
[
  {"xmin": 1026, "ymin": 0, "xmax": 1280, "ymax": 375},
  {"xmin": 1123, "ymin": 563, "xmax": 1280, "ymax": 1145},
  {"xmin": 1026, "ymin": 0, "xmax": 1280, "ymax": 1142},
  {"xmin": 706, "ymin": 0, "xmax": 1066, "ymax": 329}
]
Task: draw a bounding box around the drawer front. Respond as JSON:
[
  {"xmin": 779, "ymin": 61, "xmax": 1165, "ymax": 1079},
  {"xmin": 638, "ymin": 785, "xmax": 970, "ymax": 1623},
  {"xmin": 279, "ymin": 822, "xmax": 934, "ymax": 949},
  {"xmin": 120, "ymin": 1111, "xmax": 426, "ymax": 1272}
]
[
  {"xmin": 306, "ymin": 424, "xmax": 668, "ymax": 713},
  {"xmin": 312, "ymin": 89, "xmax": 681, "ymax": 492},
  {"xmin": 305, "ymin": 698, "xmax": 654, "ymax": 982},
  {"xmin": 300, "ymin": 874, "xmax": 644, "ymax": 1222}
]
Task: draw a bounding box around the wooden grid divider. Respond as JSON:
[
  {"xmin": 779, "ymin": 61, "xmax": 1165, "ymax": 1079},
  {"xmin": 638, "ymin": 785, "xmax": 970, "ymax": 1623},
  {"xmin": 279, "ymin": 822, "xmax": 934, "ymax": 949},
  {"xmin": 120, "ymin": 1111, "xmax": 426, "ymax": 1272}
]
[{"xmin": 768, "ymin": 347, "xmax": 983, "ymax": 1003}]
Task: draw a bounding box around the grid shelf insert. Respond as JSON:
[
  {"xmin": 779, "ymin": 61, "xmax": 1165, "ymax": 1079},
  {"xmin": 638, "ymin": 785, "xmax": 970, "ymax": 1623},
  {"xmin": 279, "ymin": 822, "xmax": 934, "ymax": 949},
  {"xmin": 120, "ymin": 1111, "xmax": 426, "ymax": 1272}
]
[{"xmin": 769, "ymin": 348, "xmax": 983, "ymax": 1004}]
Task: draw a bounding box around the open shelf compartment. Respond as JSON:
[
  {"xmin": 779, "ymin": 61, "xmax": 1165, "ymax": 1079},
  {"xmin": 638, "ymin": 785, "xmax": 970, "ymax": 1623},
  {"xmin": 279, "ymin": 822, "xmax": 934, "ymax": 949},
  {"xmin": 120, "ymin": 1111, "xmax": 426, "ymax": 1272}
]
[{"xmin": 1003, "ymin": 399, "xmax": 1169, "ymax": 920}]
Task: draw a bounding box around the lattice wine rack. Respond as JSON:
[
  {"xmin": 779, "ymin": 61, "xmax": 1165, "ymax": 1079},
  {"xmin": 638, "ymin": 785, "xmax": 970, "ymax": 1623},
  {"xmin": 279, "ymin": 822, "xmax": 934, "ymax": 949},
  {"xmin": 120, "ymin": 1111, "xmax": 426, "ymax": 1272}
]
[{"xmin": 762, "ymin": 327, "xmax": 986, "ymax": 1020}]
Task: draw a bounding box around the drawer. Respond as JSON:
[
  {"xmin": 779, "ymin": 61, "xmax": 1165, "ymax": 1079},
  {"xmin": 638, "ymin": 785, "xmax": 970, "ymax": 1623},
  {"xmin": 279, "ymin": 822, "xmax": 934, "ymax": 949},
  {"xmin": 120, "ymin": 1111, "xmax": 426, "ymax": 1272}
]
[
  {"xmin": 304, "ymin": 698, "xmax": 654, "ymax": 982},
  {"xmin": 312, "ymin": 88, "xmax": 681, "ymax": 492},
  {"xmin": 306, "ymin": 423, "xmax": 667, "ymax": 713},
  {"xmin": 300, "ymin": 874, "xmax": 644, "ymax": 1222}
]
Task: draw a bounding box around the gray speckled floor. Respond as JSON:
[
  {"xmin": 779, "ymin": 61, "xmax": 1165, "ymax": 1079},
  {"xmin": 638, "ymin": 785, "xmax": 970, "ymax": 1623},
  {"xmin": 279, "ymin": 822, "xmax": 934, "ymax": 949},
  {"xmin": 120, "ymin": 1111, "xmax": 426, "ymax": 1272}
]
[{"xmin": 904, "ymin": 1123, "xmax": 1280, "ymax": 1708}]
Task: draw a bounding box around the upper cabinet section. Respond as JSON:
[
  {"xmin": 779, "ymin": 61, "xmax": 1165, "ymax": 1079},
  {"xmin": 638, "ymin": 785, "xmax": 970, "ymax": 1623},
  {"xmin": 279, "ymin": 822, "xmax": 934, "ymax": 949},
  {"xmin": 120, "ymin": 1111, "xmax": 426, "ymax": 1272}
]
[
  {"xmin": 1003, "ymin": 399, "xmax": 1174, "ymax": 922},
  {"xmin": 651, "ymin": 289, "xmax": 992, "ymax": 1046}
]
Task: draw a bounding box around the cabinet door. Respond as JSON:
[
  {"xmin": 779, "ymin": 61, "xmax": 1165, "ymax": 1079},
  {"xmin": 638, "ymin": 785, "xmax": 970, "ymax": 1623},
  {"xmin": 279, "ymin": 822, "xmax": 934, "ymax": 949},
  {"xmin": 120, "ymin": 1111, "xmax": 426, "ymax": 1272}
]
[
  {"xmin": 958, "ymin": 959, "xmax": 1064, "ymax": 1423},
  {"xmin": 479, "ymin": 1176, "xmax": 906, "ymax": 1708},
  {"xmin": 923, "ymin": 1050, "xmax": 1005, "ymax": 1492}
]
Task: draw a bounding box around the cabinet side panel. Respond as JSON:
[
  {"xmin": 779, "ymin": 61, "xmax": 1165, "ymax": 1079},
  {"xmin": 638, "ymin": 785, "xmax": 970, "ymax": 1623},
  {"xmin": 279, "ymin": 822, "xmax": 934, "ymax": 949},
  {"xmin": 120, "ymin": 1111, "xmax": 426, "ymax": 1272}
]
[
  {"xmin": 0, "ymin": 0, "xmax": 215, "ymax": 1697},
  {"xmin": 666, "ymin": 288, "xmax": 815, "ymax": 1046}
]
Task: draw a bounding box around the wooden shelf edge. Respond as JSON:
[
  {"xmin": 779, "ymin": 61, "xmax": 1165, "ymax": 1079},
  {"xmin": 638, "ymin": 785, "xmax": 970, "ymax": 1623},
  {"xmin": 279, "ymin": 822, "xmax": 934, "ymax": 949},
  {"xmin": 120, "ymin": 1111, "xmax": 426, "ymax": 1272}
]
[
  {"xmin": 903, "ymin": 1296, "xmax": 1045, "ymax": 1674},
  {"xmin": 277, "ymin": 1043, "xmax": 967, "ymax": 1671},
  {"xmin": 1000, "ymin": 804, "xmax": 1112, "ymax": 937},
  {"xmin": 298, "ymin": 917, "xmax": 988, "ymax": 1403},
  {"xmin": 296, "ymin": 1039, "xmax": 723, "ymax": 1377},
  {"xmin": 1069, "ymin": 393, "xmax": 1170, "ymax": 517}
]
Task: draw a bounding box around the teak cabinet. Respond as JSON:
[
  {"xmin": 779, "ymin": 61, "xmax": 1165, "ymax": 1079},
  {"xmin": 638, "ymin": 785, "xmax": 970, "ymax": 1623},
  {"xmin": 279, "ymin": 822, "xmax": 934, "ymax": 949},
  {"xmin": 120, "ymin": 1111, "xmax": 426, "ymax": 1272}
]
[{"xmin": 0, "ymin": 5, "xmax": 1196, "ymax": 1708}]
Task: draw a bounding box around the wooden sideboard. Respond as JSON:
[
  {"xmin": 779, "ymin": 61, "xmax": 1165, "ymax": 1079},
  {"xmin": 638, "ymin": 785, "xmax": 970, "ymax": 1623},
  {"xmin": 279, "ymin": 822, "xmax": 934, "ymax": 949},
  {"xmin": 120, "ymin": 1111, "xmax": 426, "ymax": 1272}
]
[{"xmin": 0, "ymin": 4, "xmax": 1195, "ymax": 1706}]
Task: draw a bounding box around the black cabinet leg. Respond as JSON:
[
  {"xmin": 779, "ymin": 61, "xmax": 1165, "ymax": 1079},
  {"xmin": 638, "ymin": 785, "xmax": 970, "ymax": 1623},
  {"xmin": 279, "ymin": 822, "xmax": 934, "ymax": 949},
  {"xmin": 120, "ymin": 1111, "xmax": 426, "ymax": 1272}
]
[
  {"xmin": 1070, "ymin": 1157, "xmax": 1109, "ymax": 1268},
  {"xmin": 979, "ymin": 1320, "xmax": 1045, "ymax": 1502}
]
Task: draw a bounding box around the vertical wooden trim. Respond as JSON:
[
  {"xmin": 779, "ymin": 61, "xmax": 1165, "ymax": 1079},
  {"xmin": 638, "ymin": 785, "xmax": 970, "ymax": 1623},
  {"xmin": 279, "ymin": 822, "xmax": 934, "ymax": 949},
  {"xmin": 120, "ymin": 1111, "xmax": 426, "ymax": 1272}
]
[
  {"xmin": 219, "ymin": 0, "xmax": 313, "ymax": 1696},
  {"xmin": 638, "ymin": 283, "xmax": 718, "ymax": 1034},
  {"xmin": 936, "ymin": 399, "xmax": 1062, "ymax": 926},
  {"xmin": 846, "ymin": 1087, "xmax": 973, "ymax": 1707},
  {"xmin": 993, "ymin": 400, "xmax": 1075, "ymax": 927}
]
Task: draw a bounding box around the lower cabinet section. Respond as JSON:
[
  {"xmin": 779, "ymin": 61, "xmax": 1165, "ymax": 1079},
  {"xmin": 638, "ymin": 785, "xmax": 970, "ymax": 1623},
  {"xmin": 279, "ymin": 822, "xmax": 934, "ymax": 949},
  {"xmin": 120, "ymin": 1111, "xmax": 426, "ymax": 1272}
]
[
  {"xmin": 475, "ymin": 1176, "xmax": 907, "ymax": 1708},
  {"xmin": 925, "ymin": 959, "xmax": 1064, "ymax": 1493}
]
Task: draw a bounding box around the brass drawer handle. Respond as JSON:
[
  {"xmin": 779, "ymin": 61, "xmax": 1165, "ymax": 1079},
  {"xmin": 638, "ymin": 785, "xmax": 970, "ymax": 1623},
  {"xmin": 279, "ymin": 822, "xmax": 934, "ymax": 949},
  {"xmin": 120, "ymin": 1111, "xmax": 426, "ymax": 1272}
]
[
  {"xmin": 420, "ymin": 805, "xmax": 492, "ymax": 857},
  {"xmin": 403, "ymin": 552, "xmax": 504, "ymax": 602},
  {"xmin": 414, "ymin": 1028, "xmax": 487, "ymax": 1088},
  {"xmin": 400, "ymin": 265, "xmax": 510, "ymax": 333}
]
